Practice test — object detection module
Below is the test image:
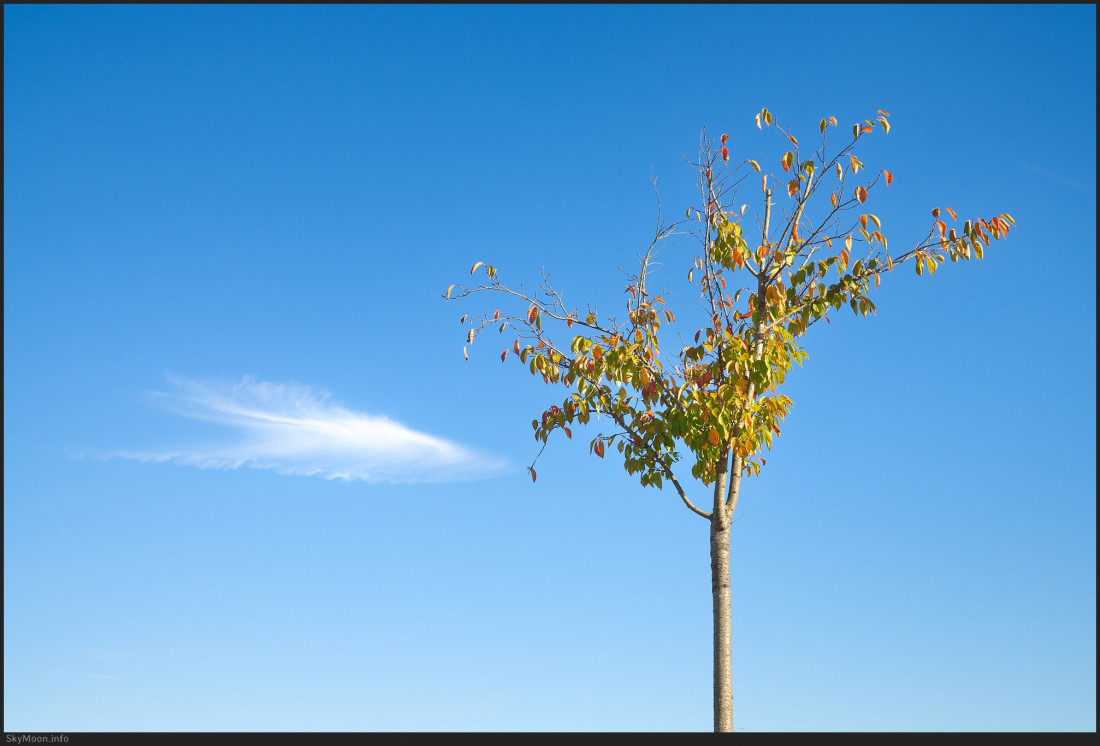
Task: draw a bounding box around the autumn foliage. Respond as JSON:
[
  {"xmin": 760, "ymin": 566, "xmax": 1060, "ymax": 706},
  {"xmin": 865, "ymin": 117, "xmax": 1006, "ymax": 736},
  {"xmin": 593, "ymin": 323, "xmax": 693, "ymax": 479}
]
[{"xmin": 446, "ymin": 107, "xmax": 1014, "ymax": 517}]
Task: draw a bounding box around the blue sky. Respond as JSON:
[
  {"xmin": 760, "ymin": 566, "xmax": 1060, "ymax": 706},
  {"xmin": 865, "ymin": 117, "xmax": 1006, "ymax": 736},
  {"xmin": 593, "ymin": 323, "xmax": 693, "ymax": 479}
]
[{"xmin": 3, "ymin": 5, "xmax": 1095, "ymax": 733}]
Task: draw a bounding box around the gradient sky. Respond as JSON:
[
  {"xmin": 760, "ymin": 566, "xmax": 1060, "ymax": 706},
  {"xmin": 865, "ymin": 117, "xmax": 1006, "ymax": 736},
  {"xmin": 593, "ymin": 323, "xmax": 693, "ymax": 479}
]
[{"xmin": 4, "ymin": 5, "xmax": 1095, "ymax": 733}]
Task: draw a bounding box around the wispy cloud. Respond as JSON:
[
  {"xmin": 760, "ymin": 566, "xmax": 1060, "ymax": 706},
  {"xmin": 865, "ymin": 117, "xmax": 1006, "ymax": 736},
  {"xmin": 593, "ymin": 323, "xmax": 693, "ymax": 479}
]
[{"xmin": 111, "ymin": 375, "xmax": 508, "ymax": 483}]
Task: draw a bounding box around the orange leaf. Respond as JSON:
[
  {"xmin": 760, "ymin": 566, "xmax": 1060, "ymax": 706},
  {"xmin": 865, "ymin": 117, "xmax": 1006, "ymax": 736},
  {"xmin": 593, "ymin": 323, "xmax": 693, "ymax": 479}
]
[
  {"xmin": 787, "ymin": 179, "xmax": 798, "ymax": 198},
  {"xmin": 761, "ymin": 175, "xmax": 767, "ymax": 194},
  {"xmin": 883, "ymin": 169, "xmax": 893, "ymax": 187},
  {"xmin": 708, "ymin": 428, "xmax": 720, "ymax": 447},
  {"xmin": 564, "ymin": 427, "xmax": 572, "ymax": 439},
  {"xmin": 493, "ymin": 309, "xmax": 500, "ymax": 320},
  {"xmin": 530, "ymin": 467, "xmax": 537, "ymax": 483},
  {"xmin": 932, "ymin": 208, "xmax": 940, "ymax": 218},
  {"xmin": 860, "ymin": 214, "xmax": 868, "ymax": 229},
  {"xmin": 856, "ymin": 186, "xmax": 868, "ymax": 204},
  {"xmin": 513, "ymin": 339, "xmax": 521, "ymax": 355},
  {"xmin": 527, "ymin": 305, "xmax": 538, "ymax": 324},
  {"xmin": 721, "ymin": 133, "xmax": 729, "ymax": 145},
  {"xmin": 945, "ymin": 207, "xmax": 957, "ymax": 220},
  {"xmin": 594, "ymin": 440, "xmax": 605, "ymax": 458},
  {"xmin": 936, "ymin": 220, "xmax": 947, "ymax": 236},
  {"xmin": 500, "ymin": 350, "xmax": 508, "ymax": 363},
  {"xmin": 566, "ymin": 317, "xmax": 573, "ymax": 328}
]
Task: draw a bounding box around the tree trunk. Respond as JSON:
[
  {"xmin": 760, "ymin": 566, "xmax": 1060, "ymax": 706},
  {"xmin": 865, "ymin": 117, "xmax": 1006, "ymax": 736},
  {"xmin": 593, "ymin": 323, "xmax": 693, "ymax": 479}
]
[
  {"xmin": 710, "ymin": 516, "xmax": 733, "ymax": 732},
  {"xmin": 710, "ymin": 450, "xmax": 734, "ymax": 733}
]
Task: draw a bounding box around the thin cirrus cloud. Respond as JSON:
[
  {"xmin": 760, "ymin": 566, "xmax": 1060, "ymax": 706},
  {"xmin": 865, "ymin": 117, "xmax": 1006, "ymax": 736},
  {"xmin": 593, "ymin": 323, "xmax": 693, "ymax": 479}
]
[{"xmin": 112, "ymin": 375, "xmax": 508, "ymax": 483}]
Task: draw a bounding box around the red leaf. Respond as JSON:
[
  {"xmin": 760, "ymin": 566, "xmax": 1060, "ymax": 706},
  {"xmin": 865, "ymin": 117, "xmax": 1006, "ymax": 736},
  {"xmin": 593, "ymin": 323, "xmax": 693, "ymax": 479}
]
[
  {"xmin": 566, "ymin": 317, "xmax": 573, "ymax": 328},
  {"xmin": 760, "ymin": 458, "xmax": 766, "ymax": 466},
  {"xmin": 527, "ymin": 305, "xmax": 538, "ymax": 324},
  {"xmin": 530, "ymin": 467, "xmax": 537, "ymax": 483},
  {"xmin": 705, "ymin": 167, "xmax": 712, "ymax": 181},
  {"xmin": 501, "ymin": 350, "xmax": 508, "ymax": 363},
  {"xmin": 721, "ymin": 146, "xmax": 729, "ymax": 162},
  {"xmin": 564, "ymin": 427, "xmax": 572, "ymax": 439},
  {"xmin": 720, "ymin": 133, "xmax": 728, "ymax": 145},
  {"xmin": 513, "ymin": 339, "xmax": 521, "ymax": 355},
  {"xmin": 493, "ymin": 309, "xmax": 500, "ymax": 320}
]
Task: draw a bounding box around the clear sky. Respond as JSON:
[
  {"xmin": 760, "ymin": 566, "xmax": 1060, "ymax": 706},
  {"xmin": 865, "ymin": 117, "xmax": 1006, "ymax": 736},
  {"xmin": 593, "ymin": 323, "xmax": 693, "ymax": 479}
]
[{"xmin": 4, "ymin": 5, "xmax": 1095, "ymax": 733}]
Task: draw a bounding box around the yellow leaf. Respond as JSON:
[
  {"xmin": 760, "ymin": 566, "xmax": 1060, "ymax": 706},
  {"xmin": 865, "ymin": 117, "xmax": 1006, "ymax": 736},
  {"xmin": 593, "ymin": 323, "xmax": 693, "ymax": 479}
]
[
  {"xmin": 445, "ymin": 284, "xmax": 456, "ymax": 299},
  {"xmin": 470, "ymin": 261, "xmax": 483, "ymax": 275}
]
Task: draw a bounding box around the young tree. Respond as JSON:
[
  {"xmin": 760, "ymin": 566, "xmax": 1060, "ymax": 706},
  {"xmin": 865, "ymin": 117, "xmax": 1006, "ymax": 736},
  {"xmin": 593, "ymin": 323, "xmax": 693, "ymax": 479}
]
[{"xmin": 444, "ymin": 108, "xmax": 1014, "ymax": 732}]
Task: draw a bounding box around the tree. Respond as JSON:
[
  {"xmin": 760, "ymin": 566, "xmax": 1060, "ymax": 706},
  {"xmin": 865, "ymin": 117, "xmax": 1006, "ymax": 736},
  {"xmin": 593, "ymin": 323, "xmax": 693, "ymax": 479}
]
[{"xmin": 445, "ymin": 108, "xmax": 1014, "ymax": 732}]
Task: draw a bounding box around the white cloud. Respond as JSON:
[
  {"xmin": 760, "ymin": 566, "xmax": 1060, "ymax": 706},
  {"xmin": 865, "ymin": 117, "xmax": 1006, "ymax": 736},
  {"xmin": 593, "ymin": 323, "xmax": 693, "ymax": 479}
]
[{"xmin": 112, "ymin": 375, "xmax": 508, "ymax": 483}]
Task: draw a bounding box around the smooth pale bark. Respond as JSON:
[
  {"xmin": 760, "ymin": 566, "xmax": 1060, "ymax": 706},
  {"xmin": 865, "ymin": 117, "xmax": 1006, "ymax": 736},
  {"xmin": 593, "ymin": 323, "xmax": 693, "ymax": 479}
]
[{"xmin": 711, "ymin": 451, "xmax": 733, "ymax": 732}]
